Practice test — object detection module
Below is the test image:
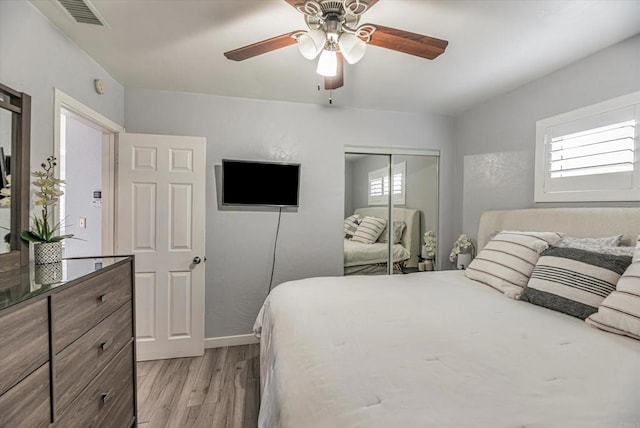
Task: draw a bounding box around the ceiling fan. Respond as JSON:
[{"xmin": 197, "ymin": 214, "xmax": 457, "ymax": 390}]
[{"xmin": 223, "ymin": 0, "xmax": 449, "ymax": 91}]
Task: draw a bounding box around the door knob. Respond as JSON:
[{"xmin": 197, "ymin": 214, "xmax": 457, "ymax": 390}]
[{"xmin": 193, "ymin": 256, "xmax": 202, "ymax": 264}]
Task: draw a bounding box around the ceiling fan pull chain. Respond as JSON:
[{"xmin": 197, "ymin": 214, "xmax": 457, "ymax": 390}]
[{"xmin": 329, "ymin": 90, "xmax": 333, "ymax": 105}]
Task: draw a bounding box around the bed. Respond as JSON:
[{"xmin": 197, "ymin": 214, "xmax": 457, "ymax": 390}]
[
  {"xmin": 344, "ymin": 207, "xmax": 421, "ymax": 275},
  {"xmin": 255, "ymin": 207, "xmax": 640, "ymax": 427}
]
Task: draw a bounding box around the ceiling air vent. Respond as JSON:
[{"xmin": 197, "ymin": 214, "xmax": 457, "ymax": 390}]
[{"xmin": 57, "ymin": 0, "xmax": 107, "ymax": 26}]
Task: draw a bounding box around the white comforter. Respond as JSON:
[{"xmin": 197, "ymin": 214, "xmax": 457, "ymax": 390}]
[
  {"xmin": 254, "ymin": 271, "xmax": 640, "ymax": 428},
  {"xmin": 343, "ymin": 238, "xmax": 410, "ymax": 267}
]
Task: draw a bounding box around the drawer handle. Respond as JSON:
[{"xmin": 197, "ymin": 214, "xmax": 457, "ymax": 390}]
[
  {"xmin": 97, "ymin": 294, "xmax": 107, "ymax": 303},
  {"xmin": 99, "ymin": 341, "xmax": 109, "ymax": 351},
  {"xmin": 101, "ymin": 390, "xmax": 112, "ymax": 406}
]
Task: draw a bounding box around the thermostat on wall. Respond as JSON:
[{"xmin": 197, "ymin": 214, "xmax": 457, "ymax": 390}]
[{"xmin": 92, "ymin": 190, "xmax": 102, "ymax": 208}]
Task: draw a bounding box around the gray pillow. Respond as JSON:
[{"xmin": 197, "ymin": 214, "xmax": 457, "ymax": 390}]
[{"xmin": 377, "ymin": 220, "xmax": 406, "ymax": 244}]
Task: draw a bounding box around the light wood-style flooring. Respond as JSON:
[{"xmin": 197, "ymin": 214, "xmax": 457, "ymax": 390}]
[{"xmin": 136, "ymin": 344, "xmax": 260, "ymax": 428}]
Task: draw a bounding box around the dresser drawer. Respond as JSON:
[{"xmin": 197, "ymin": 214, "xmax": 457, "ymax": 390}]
[
  {"xmin": 55, "ymin": 302, "xmax": 133, "ymax": 415},
  {"xmin": 0, "ymin": 299, "xmax": 49, "ymax": 395},
  {"xmin": 101, "ymin": 376, "xmax": 135, "ymax": 428},
  {"xmin": 0, "ymin": 362, "xmax": 50, "ymax": 428},
  {"xmin": 53, "ymin": 262, "xmax": 132, "ymax": 352},
  {"xmin": 54, "ymin": 343, "xmax": 134, "ymax": 427}
]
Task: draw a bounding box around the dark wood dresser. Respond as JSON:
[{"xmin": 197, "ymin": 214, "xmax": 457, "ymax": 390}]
[{"xmin": 0, "ymin": 256, "xmax": 137, "ymax": 427}]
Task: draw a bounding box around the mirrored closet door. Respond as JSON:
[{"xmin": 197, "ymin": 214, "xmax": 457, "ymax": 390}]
[{"xmin": 343, "ymin": 148, "xmax": 439, "ymax": 276}]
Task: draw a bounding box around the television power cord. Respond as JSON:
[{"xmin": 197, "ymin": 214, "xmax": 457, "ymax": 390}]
[{"xmin": 268, "ymin": 207, "xmax": 283, "ymax": 294}]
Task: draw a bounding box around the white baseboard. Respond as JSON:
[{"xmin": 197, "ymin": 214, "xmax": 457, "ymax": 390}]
[{"xmin": 204, "ymin": 334, "xmax": 259, "ymax": 349}]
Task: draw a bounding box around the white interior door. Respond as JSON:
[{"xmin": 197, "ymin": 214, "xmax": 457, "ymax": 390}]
[{"xmin": 116, "ymin": 132, "xmax": 206, "ymax": 361}]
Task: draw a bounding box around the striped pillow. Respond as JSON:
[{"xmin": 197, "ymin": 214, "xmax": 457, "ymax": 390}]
[
  {"xmin": 344, "ymin": 214, "xmax": 361, "ymax": 238},
  {"xmin": 465, "ymin": 231, "xmax": 564, "ymax": 298},
  {"xmin": 522, "ymin": 247, "xmax": 632, "ymax": 320},
  {"xmin": 586, "ymin": 238, "xmax": 640, "ymax": 340},
  {"xmin": 351, "ymin": 216, "xmax": 387, "ymax": 244}
]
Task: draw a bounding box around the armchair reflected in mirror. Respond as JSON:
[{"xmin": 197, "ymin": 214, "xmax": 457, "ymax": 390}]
[{"xmin": 0, "ymin": 83, "xmax": 31, "ymax": 271}]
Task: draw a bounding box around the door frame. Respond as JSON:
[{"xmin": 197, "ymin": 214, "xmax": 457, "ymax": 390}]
[{"xmin": 53, "ymin": 89, "xmax": 124, "ymax": 255}]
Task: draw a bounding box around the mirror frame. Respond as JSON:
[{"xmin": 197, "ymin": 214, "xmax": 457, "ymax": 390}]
[{"xmin": 0, "ymin": 83, "xmax": 31, "ymax": 271}]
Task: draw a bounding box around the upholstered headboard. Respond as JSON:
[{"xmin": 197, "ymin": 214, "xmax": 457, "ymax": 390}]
[
  {"xmin": 478, "ymin": 207, "xmax": 640, "ymax": 250},
  {"xmin": 354, "ymin": 207, "xmax": 421, "ymax": 268}
]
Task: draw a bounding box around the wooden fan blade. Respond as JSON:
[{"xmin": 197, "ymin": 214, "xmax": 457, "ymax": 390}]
[
  {"xmin": 366, "ymin": 0, "xmax": 379, "ymax": 8},
  {"xmin": 224, "ymin": 31, "xmax": 302, "ymax": 61},
  {"xmin": 366, "ymin": 24, "xmax": 448, "ymax": 60},
  {"xmin": 324, "ymin": 53, "xmax": 344, "ymax": 90}
]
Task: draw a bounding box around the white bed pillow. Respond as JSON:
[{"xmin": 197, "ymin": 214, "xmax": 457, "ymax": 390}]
[
  {"xmin": 465, "ymin": 230, "xmax": 563, "ymax": 298},
  {"xmin": 558, "ymin": 235, "xmax": 623, "ymax": 251},
  {"xmin": 343, "ymin": 214, "xmax": 361, "ymax": 238},
  {"xmin": 586, "ymin": 237, "xmax": 640, "ymax": 340},
  {"xmin": 351, "ymin": 216, "xmax": 387, "ymax": 244},
  {"xmin": 521, "ymin": 247, "xmax": 632, "ymax": 320}
]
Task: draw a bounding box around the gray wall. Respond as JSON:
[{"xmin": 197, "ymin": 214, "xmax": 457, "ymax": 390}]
[
  {"xmin": 0, "ymin": 0, "xmax": 124, "ymax": 173},
  {"xmin": 125, "ymin": 88, "xmax": 454, "ymax": 338},
  {"xmin": 344, "ymin": 157, "xmax": 355, "ymax": 218},
  {"xmin": 452, "ymin": 33, "xmax": 640, "ymax": 244},
  {"xmin": 63, "ymin": 115, "xmax": 102, "ymax": 258},
  {"xmin": 347, "ymin": 155, "xmax": 388, "ymax": 213}
]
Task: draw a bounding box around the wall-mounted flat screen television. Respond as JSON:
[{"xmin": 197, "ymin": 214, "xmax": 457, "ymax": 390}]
[{"xmin": 222, "ymin": 159, "xmax": 301, "ymax": 207}]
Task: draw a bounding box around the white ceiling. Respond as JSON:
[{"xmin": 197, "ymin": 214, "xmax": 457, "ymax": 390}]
[{"xmin": 31, "ymin": 0, "xmax": 640, "ymax": 116}]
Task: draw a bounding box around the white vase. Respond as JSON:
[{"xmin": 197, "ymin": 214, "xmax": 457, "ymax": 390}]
[
  {"xmin": 34, "ymin": 241, "xmax": 62, "ymax": 265},
  {"xmin": 456, "ymin": 252, "xmax": 472, "ymax": 270}
]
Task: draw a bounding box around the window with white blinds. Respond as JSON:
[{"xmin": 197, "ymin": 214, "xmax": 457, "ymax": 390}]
[
  {"xmin": 535, "ymin": 91, "xmax": 640, "ymax": 202},
  {"xmin": 368, "ymin": 162, "xmax": 406, "ymax": 205}
]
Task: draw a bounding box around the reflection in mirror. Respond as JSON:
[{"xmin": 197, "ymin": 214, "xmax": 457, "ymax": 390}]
[
  {"xmin": 391, "ymin": 155, "xmax": 439, "ymax": 274},
  {"xmin": 344, "ymin": 151, "xmax": 439, "ymax": 276},
  {"xmin": 0, "ymin": 106, "xmax": 12, "ymax": 254},
  {"xmin": 0, "ymin": 83, "xmax": 31, "ymax": 270},
  {"xmin": 344, "ymin": 153, "xmax": 391, "ymax": 275}
]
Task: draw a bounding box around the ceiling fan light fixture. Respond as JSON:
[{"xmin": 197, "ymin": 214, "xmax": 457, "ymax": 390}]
[
  {"xmin": 296, "ymin": 29, "xmax": 326, "ymax": 60},
  {"xmin": 316, "ymin": 48, "xmax": 338, "ymax": 77},
  {"xmin": 223, "ymin": 0, "xmax": 449, "ymax": 92},
  {"xmin": 338, "ymin": 32, "xmax": 366, "ymax": 64}
]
